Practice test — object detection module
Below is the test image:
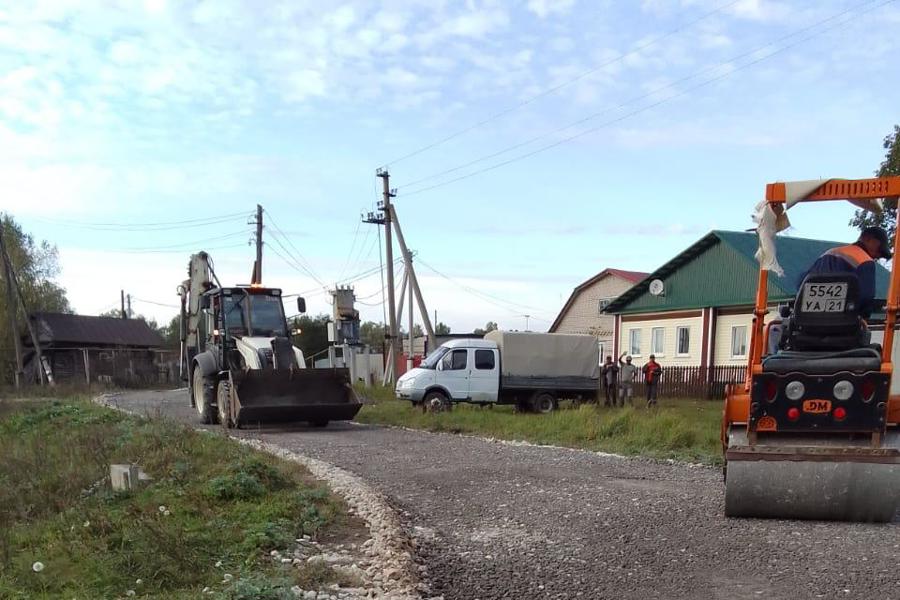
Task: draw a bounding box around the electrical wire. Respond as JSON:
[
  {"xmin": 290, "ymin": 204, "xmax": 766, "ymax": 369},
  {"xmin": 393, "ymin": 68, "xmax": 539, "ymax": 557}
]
[
  {"xmin": 263, "ymin": 208, "xmax": 327, "ymax": 287},
  {"xmin": 416, "ymin": 257, "xmax": 555, "ymax": 319},
  {"xmin": 110, "ymin": 230, "xmax": 250, "ymax": 253},
  {"xmin": 383, "ymin": 0, "xmax": 744, "ymax": 166},
  {"xmin": 399, "ymin": 0, "xmax": 891, "ymax": 197},
  {"xmin": 336, "ymin": 216, "xmax": 363, "ymax": 282},
  {"xmin": 114, "ymin": 243, "xmax": 246, "ymax": 255},
  {"xmin": 30, "ymin": 212, "xmax": 248, "ymax": 231},
  {"xmin": 130, "ymin": 296, "xmax": 180, "ymax": 309}
]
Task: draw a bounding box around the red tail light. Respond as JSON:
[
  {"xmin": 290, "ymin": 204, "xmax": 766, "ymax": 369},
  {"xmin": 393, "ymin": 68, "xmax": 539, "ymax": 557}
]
[
  {"xmin": 833, "ymin": 406, "xmax": 847, "ymax": 421},
  {"xmin": 787, "ymin": 407, "xmax": 800, "ymax": 421},
  {"xmin": 860, "ymin": 379, "xmax": 875, "ymax": 401},
  {"xmin": 765, "ymin": 381, "xmax": 778, "ymax": 402}
]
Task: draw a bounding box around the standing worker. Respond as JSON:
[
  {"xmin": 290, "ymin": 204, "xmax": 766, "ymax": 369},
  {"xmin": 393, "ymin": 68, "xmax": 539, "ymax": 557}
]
[
  {"xmin": 601, "ymin": 355, "xmax": 618, "ymax": 407},
  {"xmin": 642, "ymin": 354, "xmax": 662, "ymax": 408},
  {"xmin": 618, "ymin": 352, "xmax": 637, "ymax": 407}
]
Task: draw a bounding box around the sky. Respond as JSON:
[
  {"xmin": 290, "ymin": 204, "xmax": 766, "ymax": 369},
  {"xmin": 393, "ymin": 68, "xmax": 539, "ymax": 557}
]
[{"xmin": 2, "ymin": 0, "xmax": 899, "ymax": 334}]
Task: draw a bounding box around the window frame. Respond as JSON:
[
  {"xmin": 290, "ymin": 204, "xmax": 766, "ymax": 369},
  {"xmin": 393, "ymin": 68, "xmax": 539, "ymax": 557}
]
[
  {"xmin": 651, "ymin": 327, "xmax": 665, "ymax": 357},
  {"xmin": 730, "ymin": 325, "xmax": 748, "ymax": 358},
  {"xmin": 474, "ymin": 349, "xmax": 495, "ymax": 370},
  {"xmin": 676, "ymin": 326, "xmax": 690, "ymax": 357},
  {"xmin": 441, "ymin": 348, "xmax": 468, "ymax": 371},
  {"xmin": 628, "ymin": 328, "xmax": 641, "ymax": 357}
]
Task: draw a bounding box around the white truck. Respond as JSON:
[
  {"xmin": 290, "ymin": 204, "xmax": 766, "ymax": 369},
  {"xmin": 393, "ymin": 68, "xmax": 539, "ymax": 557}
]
[{"xmin": 395, "ymin": 330, "xmax": 601, "ymax": 412}]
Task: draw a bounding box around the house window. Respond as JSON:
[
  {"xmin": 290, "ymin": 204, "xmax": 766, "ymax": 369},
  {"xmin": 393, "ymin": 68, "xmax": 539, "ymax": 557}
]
[
  {"xmin": 676, "ymin": 326, "xmax": 690, "ymax": 356},
  {"xmin": 651, "ymin": 327, "xmax": 665, "ymax": 356},
  {"xmin": 731, "ymin": 326, "xmax": 748, "ymax": 358},
  {"xmin": 598, "ymin": 298, "xmax": 612, "ymax": 312},
  {"xmin": 628, "ymin": 329, "xmax": 641, "ymax": 356}
]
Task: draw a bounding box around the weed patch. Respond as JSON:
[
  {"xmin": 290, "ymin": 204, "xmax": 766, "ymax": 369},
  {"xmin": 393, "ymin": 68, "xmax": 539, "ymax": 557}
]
[
  {"xmin": 0, "ymin": 399, "xmax": 348, "ymax": 599},
  {"xmin": 357, "ymin": 387, "xmax": 723, "ymax": 465}
]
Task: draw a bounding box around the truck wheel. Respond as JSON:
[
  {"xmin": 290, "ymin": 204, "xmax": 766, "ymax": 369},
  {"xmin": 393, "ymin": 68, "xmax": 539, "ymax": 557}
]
[
  {"xmin": 192, "ymin": 368, "xmax": 218, "ymax": 425},
  {"xmin": 424, "ymin": 391, "xmax": 450, "ymax": 413},
  {"xmin": 531, "ymin": 392, "xmax": 556, "ymax": 414},
  {"xmin": 217, "ymin": 380, "xmax": 234, "ymax": 429}
]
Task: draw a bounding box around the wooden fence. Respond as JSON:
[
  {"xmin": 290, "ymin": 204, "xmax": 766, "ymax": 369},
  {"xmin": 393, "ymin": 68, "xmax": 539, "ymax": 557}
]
[{"xmin": 616, "ymin": 365, "xmax": 746, "ymax": 400}]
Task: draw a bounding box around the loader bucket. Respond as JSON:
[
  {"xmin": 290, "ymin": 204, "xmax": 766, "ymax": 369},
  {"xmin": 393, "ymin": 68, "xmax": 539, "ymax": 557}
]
[
  {"xmin": 231, "ymin": 367, "xmax": 362, "ymax": 427},
  {"xmin": 725, "ymin": 428, "xmax": 900, "ymax": 522}
]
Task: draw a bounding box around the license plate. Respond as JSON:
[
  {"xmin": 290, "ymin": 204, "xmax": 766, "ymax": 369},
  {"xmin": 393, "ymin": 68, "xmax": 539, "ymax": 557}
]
[
  {"xmin": 802, "ymin": 399, "xmax": 832, "ymax": 413},
  {"xmin": 802, "ymin": 283, "xmax": 847, "ymax": 313}
]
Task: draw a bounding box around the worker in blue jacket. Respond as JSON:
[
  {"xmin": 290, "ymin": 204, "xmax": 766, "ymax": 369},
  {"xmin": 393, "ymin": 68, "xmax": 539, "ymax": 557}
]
[{"xmin": 799, "ymin": 226, "xmax": 892, "ymax": 320}]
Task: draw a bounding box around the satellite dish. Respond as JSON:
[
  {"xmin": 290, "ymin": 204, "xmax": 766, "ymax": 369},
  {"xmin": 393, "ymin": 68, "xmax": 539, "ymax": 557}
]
[{"xmin": 649, "ymin": 279, "xmax": 665, "ymax": 296}]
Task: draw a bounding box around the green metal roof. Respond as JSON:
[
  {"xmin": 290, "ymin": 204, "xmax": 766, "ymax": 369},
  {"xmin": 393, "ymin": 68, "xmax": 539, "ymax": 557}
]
[{"xmin": 605, "ymin": 230, "xmax": 890, "ymax": 315}]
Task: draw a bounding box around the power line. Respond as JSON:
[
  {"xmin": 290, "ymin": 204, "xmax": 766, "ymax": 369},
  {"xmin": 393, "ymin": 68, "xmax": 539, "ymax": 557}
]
[
  {"xmin": 399, "ymin": 0, "xmax": 890, "ymax": 197},
  {"xmin": 383, "ymin": 0, "xmax": 743, "ymax": 166},
  {"xmin": 110, "ymin": 230, "xmax": 250, "ymax": 253},
  {"xmin": 130, "ymin": 296, "xmax": 180, "ymax": 309},
  {"xmin": 30, "ymin": 211, "xmax": 248, "ymax": 231},
  {"xmin": 268, "ymin": 243, "xmax": 328, "ymax": 289},
  {"xmin": 263, "ymin": 208, "xmax": 327, "ymax": 287},
  {"xmin": 416, "ymin": 257, "xmax": 555, "ymax": 319},
  {"xmin": 336, "ymin": 216, "xmax": 364, "ymax": 282},
  {"xmin": 113, "ymin": 243, "xmax": 246, "ymax": 255}
]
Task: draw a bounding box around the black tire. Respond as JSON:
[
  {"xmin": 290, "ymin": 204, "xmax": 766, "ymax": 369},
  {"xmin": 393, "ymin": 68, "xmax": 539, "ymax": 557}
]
[
  {"xmin": 192, "ymin": 367, "xmax": 218, "ymax": 425},
  {"xmin": 423, "ymin": 390, "xmax": 450, "ymax": 413},
  {"xmin": 530, "ymin": 392, "xmax": 556, "ymax": 414},
  {"xmin": 310, "ymin": 420, "xmax": 329, "ymax": 428},
  {"xmin": 217, "ymin": 380, "xmax": 234, "ymax": 429}
]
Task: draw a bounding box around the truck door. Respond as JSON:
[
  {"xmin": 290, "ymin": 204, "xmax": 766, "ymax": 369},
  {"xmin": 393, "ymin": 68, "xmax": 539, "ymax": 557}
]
[
  {"xmin": 469, "ymin": 348, "xmax": 499, "ymax": 402},
  {"xmin": 438, "ymin": 348, "xmax": 470, "ymax": 399}
]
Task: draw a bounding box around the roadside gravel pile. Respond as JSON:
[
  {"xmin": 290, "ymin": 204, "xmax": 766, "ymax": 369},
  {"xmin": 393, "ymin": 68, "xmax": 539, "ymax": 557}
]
[{"xmin": 241, "ymin": 439, "xmax": 428, "ymax": 600}]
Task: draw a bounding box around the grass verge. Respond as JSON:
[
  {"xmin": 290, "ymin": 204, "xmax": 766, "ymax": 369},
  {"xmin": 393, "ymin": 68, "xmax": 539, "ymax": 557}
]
[
  {"xmin": 357, "ymin": 387, "xmax": 724, "ymax": 466},
  {"xmin": 0, "ymin": 399, "xmax": 354, "ymax": 600}
]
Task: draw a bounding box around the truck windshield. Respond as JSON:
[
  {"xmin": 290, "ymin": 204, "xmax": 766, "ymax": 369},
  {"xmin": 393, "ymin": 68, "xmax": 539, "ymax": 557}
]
[
  {"xmin": 248, "ymin": 294, "xmax": 288, "ymax": 337},
  {"xmin": 420, "ymin": 346, "xmax": 449, "ymax": 370}
]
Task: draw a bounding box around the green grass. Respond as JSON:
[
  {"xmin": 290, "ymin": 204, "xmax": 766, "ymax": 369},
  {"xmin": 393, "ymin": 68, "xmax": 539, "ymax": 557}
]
[
  {"xmin": 357, "ymin": 387, "xmax": 724, "ymax": 466},
  {"xmin": 0, "ymin": 399, "xmax": 352, "ymax": 600}
]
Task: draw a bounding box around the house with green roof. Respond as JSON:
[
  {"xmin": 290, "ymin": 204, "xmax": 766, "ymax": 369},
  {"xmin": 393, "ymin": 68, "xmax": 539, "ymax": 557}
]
[{"xmin": 604, "ymin": 230, "xmax": 890, "ymax": 370}]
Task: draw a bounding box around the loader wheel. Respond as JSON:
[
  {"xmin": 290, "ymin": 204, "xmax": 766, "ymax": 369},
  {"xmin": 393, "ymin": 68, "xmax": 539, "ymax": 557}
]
[
  {"xmin": 423, "ymin": 391, "xmax": 451, "ymax": 413},
  {"xmin": 217, "ymin": 380, "xmax": 234, "ymax": 429},
  {"xmin": 192, "ymin": 368, "xmax": 218, "ymax": 425},
  {"xmin": 530, "ymin": 392, "xmax": 556, "ymax": 414}
]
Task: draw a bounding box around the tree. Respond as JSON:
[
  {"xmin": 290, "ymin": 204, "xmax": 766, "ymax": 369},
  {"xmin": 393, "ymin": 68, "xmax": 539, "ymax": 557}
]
[
  {"xmin": 435, "ymin": 322, "xmax": 451, "ymax": 335},
  {"xmin": 473, "ymin": 321, "xmax": 498, "ymax": 335},
  {"xmin": 359, "ymin": 321, "xmax": 386, "ymax": 349},
  {"xmin": 851, "ymin": 125, "xmax": 900, "ymax": 245},
  {"xmin": 290, "ymin": 314, "xmax": 331, "ymax": 363},
  {"xmin": 1, "ymin": 214, "xmax": 71, "ymax": 384}
]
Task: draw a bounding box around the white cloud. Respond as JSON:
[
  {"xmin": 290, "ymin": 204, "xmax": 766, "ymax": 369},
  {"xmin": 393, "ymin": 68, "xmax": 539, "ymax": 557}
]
[{"xmin": 527, "ymin": 0, "xmax": 576, "ymax": 19}]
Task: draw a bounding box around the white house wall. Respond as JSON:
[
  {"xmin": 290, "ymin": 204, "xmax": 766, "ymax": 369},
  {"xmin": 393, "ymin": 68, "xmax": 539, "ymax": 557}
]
[
  {"xmin": 713, "ymin": 311, "xmax": 779, "ymax": 366},
  {"xmin": 618, "ymin": 315, "xmax": 703, "ymax": 365}
]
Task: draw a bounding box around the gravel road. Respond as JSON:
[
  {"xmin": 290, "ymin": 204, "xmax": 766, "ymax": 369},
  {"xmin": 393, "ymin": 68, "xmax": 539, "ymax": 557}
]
[{"xmin": 111, "ymin": 390, "xmax": 898, "ymax": 600}]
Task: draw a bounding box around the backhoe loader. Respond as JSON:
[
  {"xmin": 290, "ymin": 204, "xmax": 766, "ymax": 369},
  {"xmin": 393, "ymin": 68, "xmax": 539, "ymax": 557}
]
[{"xmin": 179, "ymin": 252, "xmax": 361, "ymax": 428}]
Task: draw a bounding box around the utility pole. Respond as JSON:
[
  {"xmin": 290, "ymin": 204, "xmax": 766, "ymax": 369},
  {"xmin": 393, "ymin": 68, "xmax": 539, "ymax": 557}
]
[
  {"xmin": 2, "ymin": 249, "xmax": 23, "ymax": 388},
  {"xmin": 390, "ymin": 208, "xmax": 436, "ymax": 351},
  {"xmin": 0, "ymin": 226, "xmax": 50, "ymax": 385},
  {"xmin": 121, "ymin": 290, "xmax": 126, "ymax": 319},
  {"xmin": 252, "ymin": 204, "xmax": 263, "ymax": 284},
  {"xmin": 374, "ymin": 168, "xmax": 399, "ymax": 383},
  {"xmin": 127, "ymin": 294, "xmax": 132, "ymax": 319},
  {"xmin": 408, "ymin": 252, "xmax": 414, "ymax": 372}
]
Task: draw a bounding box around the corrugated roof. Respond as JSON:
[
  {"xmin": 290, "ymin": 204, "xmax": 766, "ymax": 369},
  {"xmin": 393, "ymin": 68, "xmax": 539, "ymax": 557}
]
[
  {"xmin": 550, "ymin": 267, "xmax": 650, "ymax": 332},
  {"xmin": 604, "ymin": 230, "xmax": 890, "ymax": 314},
  {"xmin": 27, "ymin": 313, "xmax": 165, "ymax": 348}
]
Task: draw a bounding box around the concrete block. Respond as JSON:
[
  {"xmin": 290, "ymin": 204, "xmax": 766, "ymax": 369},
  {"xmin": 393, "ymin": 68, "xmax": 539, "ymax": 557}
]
[{"xmin": 110, "ymin": 464, "xmax": 151, "ymax": 491}]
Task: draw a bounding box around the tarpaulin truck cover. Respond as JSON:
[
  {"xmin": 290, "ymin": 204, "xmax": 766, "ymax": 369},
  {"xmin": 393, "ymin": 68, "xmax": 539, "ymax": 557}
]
[{"xmin": 484, "ymin": 331, "xmax": 600, "ymax": 379}]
